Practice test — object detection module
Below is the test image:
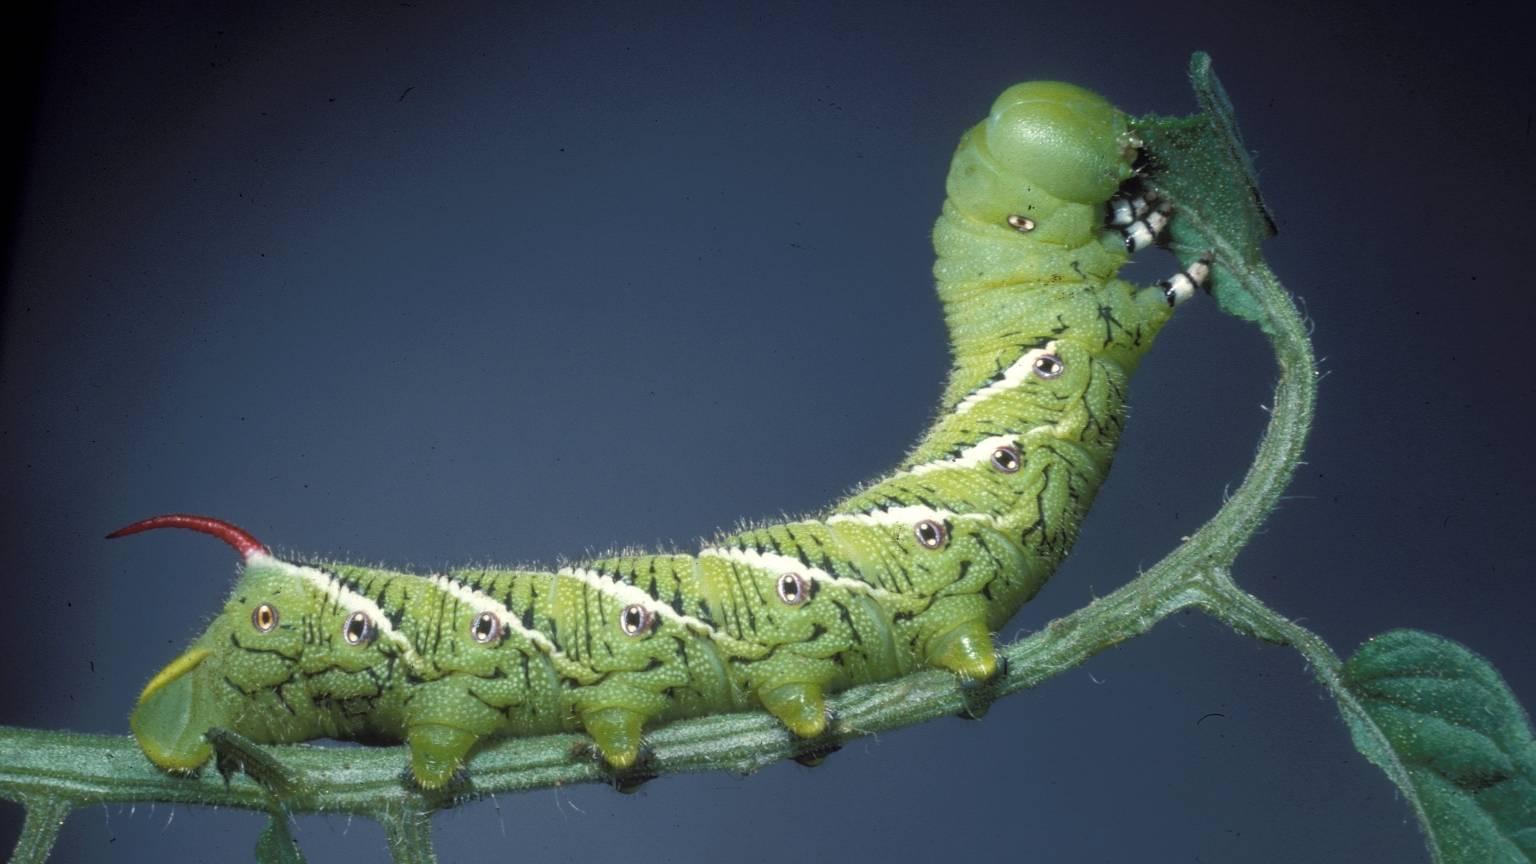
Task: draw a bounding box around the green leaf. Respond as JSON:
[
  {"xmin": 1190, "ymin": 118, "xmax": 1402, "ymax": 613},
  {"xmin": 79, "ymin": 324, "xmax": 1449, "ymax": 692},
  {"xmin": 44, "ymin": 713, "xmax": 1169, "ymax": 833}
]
[
  {"xmin": 1341, "ymin": 629, "xmax": 1536, "ymax": 863},
  {"xmin": 255, "ymin": 814, "xmax": 307, "ymax": 864},
  {"xmin": 1134, "ymin": 52, "xmax": 1278, "ymax": 329}
]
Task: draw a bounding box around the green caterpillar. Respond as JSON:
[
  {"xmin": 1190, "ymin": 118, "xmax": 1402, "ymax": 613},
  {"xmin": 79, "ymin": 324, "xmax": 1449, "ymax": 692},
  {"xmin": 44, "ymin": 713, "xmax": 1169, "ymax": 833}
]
[{"xmin": 113, "ymin": 81, "xmax": 1208, "ymax": 789}]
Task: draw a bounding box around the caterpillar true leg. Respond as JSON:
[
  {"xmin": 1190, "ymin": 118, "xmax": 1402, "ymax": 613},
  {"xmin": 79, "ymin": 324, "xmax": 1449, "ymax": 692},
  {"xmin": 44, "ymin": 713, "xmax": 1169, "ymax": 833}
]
[
  {"xmin": 1120, "ymin": 194, "xmax": 1172, "ymax": 252},
  {"xmin": 1157, "ymin": 254, "xmax": 1213, "ymax": 306},
  {"xmin": 1106, "ymin": 188, "xmax": 1153, "ymax": 227}
]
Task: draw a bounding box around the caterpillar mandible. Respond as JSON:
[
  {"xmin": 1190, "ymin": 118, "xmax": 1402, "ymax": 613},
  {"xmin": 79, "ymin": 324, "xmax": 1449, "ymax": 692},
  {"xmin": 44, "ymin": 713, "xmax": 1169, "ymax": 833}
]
[{"xmin": 113, "ymin": 80, "xmax": 1208, "ymax": 789}]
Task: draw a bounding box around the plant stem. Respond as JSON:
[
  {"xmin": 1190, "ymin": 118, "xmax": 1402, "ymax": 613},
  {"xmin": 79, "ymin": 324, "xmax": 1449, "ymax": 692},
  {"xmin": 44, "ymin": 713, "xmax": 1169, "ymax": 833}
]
[
  {"xmin": 1164, "ymin": 226, "xmax": 1317, "ymax": 574},
  {"xmin": 8, "ymin": 797, "xmax": 70, "ymax": 864},
  {"xmin": 381, "ymin": 809, "xmax": 438, "ymax": 864}
]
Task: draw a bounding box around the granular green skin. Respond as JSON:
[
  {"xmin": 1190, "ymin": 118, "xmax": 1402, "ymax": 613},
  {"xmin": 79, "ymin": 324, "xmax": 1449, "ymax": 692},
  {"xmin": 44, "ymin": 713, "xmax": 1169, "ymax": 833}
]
[{"xmin": 130, "ymin": 80, "xmax": 1176, "ymax": 789}]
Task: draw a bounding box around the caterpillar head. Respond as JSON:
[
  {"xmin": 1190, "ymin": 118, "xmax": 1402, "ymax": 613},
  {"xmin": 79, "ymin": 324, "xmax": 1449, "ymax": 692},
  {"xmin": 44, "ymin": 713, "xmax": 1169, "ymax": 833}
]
[
  {"xmin": 109, "ymin": 515, "xmax": 341, "ymax": 773},
  {"xmin": 945, "ymin": 81, "xmax": 1136, "ymax": 244}
]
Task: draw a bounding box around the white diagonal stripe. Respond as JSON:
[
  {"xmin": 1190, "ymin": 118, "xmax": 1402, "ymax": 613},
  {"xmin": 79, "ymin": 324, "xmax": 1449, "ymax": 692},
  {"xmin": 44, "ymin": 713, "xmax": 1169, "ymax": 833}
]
[
  {"xmin": 828, "ymin": 505, "xmax": 961, "ymax": 527},
  {"xmin": 254, "ymin": 553, "xmax": 422, "ymax": 667},
  {"xmin": 905, "ymin": 434, "xmax": 1020, "ymax": 476},
  {"xmin": 953, "ymin": 341, "xmax": 1058, "ymax": 415},
  {"xmin": 428, "ymin": 573, "xmax": 560, "ymax": 656},
  {"xmin": 827, "ymin": 506, "xmax": 1002, "ymax": 534},
  {"xmin": 699, "ymin": 546, "xmax": 895, "ymax": 600},
  {"xmin": 556, "ymin": 566, "xmax": 718, "ymax": 635}
]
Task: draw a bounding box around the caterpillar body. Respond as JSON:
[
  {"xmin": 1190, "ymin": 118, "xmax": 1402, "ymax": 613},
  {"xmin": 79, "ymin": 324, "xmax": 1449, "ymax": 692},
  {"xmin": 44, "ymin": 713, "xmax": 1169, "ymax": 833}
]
[{"xmin": 115, "ymin": 81, "xmax": 1207, "ymax": 789}]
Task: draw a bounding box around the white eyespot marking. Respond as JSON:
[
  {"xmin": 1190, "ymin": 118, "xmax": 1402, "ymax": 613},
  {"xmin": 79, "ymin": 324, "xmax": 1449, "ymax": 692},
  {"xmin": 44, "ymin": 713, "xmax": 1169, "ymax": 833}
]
[
  {"xmin": 343, "ymin": 611, "xmax": 375, "ymax": 645},
  {"xmin": 254, "ymin": 554, "xmax": 421, "ymax": 667},
  {"xmin": 953, "ymin": 342, "xmax": 1060, "ymax": 415},
  {"xmin": 471, "ymin": 611, "xmax": 502, "ymax": 644},
  {"xmin": 776, "ymin": 572, "xmax": 811, "ymax": 606},
  {"xmin": 557, "ymin": 567, "xmax": 717, "ymax": 637},
  {"xmin": 990, "ymin": 444, "xmax": 1022, "ymax": 473},
  {"xmin": 251, "ymin": 603, "xmax": 278, "ymax": 632},
  {"xmin": 914, "ymin": 519, "xmax": 947, "ymax": 550},
  {"xmin": 429, "ymin": 573, "xmax": 559, "ymax": 656},
  {"xmin": 1006, "ymin": 214, "xmax": 1036, "ymax": 233},
  {"xmin": 1031, "ymin": 353, "xmax": 1064, "ymax": 379},
  {"xmin": 699, "ymin": 547, "xmax": 895, "ymax": 601},
  {"xmin": 905, "ymin": 435, "xmax": 1020, "ymax": 477},
  {"xmin": 619, "ymin": 604, "xmax": 654, "ymax": 636}
]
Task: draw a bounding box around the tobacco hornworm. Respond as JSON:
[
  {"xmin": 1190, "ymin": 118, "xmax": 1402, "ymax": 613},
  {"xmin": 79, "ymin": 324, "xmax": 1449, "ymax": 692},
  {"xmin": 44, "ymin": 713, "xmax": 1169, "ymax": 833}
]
[{"xmin": 113, "ymin": 81, "xmax": 1209, "ymax": 789}]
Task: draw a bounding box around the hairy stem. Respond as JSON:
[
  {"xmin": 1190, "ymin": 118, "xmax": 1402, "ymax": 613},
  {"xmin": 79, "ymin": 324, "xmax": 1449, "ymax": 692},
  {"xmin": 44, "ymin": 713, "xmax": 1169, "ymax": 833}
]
[
  {"xmin": 1166, "ymin": 217, "xmax": 1317, "ymax": 572},
  {"xmin": 7, "ymin": 798, "xmax": 70, "ymax": 864},
  {"xmin": 381, "ymin": 809, "xmax": 438, "ymax": 864}
]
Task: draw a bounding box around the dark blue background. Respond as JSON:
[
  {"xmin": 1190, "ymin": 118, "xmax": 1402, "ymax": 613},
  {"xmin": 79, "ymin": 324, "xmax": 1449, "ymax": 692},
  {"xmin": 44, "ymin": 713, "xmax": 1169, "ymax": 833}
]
[{"xmin": 3, "ymin": 2, "xmax": 1531, "ymax": 861}]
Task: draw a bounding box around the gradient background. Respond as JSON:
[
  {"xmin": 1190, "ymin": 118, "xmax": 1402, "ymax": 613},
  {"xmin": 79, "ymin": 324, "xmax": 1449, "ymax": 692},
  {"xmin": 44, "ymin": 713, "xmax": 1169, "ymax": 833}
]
[{"xmin": 2, "ymin": 2, "xmax": 1532, "ymax": 861}]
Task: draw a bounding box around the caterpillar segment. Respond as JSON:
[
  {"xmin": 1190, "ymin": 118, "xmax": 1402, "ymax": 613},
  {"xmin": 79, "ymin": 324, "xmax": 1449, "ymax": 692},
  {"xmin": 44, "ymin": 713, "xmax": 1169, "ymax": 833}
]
[{"xmin": 116, "ymin": 80, "xmax": 1204, "ymax": 789}]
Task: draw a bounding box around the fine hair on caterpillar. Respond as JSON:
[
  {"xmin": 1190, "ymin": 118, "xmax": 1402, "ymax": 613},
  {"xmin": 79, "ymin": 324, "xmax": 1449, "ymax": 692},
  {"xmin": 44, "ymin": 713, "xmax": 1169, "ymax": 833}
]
[{"xmin": 112, "ymin": 80, "xmax": 1210, "ymax": 790}]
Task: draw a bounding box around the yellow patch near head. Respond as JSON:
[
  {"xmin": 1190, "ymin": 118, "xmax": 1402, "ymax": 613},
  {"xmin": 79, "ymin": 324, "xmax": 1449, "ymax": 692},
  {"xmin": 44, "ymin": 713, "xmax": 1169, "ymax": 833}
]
[{"xmin": 137, "ymin": 647, "xmax": 210, "ymax": 705}]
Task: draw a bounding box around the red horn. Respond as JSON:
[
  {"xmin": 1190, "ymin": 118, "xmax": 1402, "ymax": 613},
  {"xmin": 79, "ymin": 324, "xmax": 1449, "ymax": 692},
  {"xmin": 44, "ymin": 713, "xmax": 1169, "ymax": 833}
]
[{"xmin": 106, "ymin": 513, "xmax": 268, "ymax": 559}]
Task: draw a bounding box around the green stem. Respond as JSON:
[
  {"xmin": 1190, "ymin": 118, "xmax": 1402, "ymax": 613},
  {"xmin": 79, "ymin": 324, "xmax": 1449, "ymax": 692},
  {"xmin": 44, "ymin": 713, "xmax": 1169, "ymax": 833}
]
[
  {"xmin": 381, "ymin": 809, "xmax": 437, "ymax": 864},
  {"xmin": 1166, "ymin": 223, "xmax": 1317, "ymax": 572},
  {"xmin": 9, "ymin": 798, "xmax": 71, "ymax": 864}
]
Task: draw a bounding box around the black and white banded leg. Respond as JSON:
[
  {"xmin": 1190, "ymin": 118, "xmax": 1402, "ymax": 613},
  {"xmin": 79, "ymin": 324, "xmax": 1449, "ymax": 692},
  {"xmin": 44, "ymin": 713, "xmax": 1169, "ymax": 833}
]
[
  {"xmin": 1157, "ymin": 254, "xmax": 1212, "ymax": 306},
  {"xmin": 1120, "ymin": 194, "xmax": 1172, "ymax": 253},
  {"xmin": 1106, "ymin": 188, "xmax": 1154, "ymax": 228}
]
